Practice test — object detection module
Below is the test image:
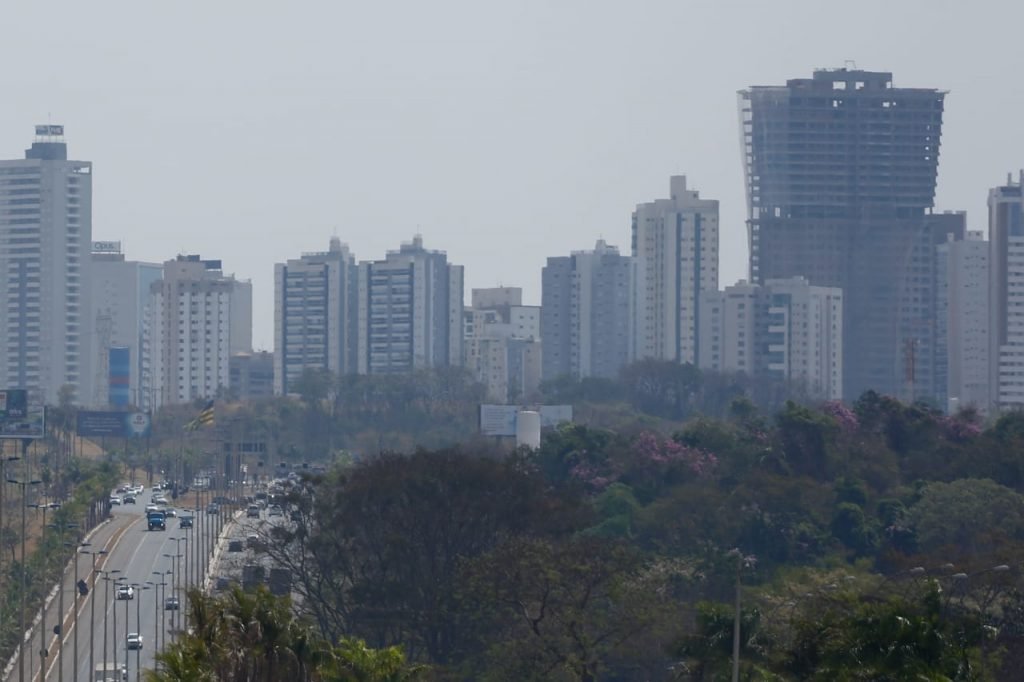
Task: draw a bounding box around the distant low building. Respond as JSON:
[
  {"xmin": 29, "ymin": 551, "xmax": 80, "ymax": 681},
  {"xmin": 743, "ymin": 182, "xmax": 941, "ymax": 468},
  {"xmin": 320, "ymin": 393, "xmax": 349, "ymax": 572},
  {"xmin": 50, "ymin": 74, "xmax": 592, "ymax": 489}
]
[
  {"xmin": 464, "ymin": 287, "xmax": 542, "ymax": 403},
  {"xmin": 230, "ymin": 351, "xmax": 274, "ymax": 401}
]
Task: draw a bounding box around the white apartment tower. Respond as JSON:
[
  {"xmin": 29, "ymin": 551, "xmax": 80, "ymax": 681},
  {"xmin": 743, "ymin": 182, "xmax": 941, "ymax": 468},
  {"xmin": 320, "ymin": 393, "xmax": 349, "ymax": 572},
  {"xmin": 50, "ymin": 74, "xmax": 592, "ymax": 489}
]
[
  {"xmin": 699, "ymin": 277, "xmax": 843, "ymax": 400},
  {"xmin": 463, "ymin": 287, "xmax": 542, "ymax": 403},
  {"xmin": 937, "ymin": 232, "xmax": 989, "ymax": 413},
  {"xmin": 989, "ymin": 172, "xmax": 1024, "ymax": 410},
  {"xmin": 0, "ymin": 126, "xmax": 94, "ymax": 405},
  {"xmin": 274, "ymin": 237, "xmax": 358, "ymax": 395},
  {"xmin": 632, "ymin": 176, "xmax": 719, "ymax": 365},
  {"xmin": 91, "ymin": 243, "xmax": 163, "ymax": 408},
  {"xmin": 541, "ymin": 240, "xmax": 633, "ymax": 380},
  {"xmin": 356, "ymin": 236, "xmax": 464, "ymax": 374},
  {"xmin": 145, "ymin": 255, "xmax": 252, "ymax": 408}
]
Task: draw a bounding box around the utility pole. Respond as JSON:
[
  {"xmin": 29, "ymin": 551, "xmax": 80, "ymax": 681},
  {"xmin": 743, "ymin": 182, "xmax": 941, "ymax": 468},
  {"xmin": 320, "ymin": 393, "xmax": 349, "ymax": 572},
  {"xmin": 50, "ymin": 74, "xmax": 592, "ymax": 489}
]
[
  {"xmin": 84, "ymin": 549, "xmax": 108, "ymax": 682},
  {"xmin": 29, "ymin": 501, "xmax": 60, "ymax": 676}
]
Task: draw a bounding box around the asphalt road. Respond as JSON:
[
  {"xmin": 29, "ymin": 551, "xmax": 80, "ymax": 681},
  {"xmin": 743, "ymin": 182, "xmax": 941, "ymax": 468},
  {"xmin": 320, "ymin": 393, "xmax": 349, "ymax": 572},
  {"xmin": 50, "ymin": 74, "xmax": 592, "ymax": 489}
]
[{"xmin": 10, "ymin": 494, "xmax": 228, "ymax": 682}]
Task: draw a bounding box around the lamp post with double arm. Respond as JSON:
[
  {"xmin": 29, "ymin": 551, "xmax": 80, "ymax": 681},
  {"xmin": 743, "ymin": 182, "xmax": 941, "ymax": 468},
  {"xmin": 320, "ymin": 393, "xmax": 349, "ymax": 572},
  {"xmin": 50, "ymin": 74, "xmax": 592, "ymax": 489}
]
[
  {"xmin": 7, "ymin": 476, "xmax": 41, "ymax": 682},
  {"xmin": 28, "ymin": 500, "xmax": 60, "ymax": 676},
  {"xmin": 82, "ymin": 548, "xmax": 108, "ymax": 681},
  {"xmin": 99, "ymin": 569, "xmax": 121, "ymax": 680}
]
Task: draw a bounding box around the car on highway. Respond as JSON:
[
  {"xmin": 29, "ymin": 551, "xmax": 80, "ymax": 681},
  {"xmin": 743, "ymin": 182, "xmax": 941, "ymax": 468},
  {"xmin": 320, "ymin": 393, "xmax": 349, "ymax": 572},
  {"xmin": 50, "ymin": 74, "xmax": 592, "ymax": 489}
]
[
  {"xmin": 122, "ymin": 494, "xmax": 136, "ymax": 504},
  {"xmin": 164, "ymin": 596, "xmax": 180, "ymax": 610},
  {"xmin": 165, "ymin": 508, "xmax": 177, "ymax": 517},
  {"xmin": 116, "ymin": 585, "xmax": 134, "ymax": 600},
  {"xmin": 109, "ymin": 496, "xmax": 121, "ymax": 506},
  {"xmin": 179, "ymin": 516, "xmax": 193, "ymax": 529},
  {"xmin": 246, "ymin": 504, "xmax": 260, "ymax": 518},
  {"xmin": 126, "ymin": 632, "xmax": 143, "ymax": 650},
  {"xmin": 206, "ymin": 503, "xmax": 220, "ymax": 514},
  {"xmin": 268, "ymin": 505, "xmax": 283, "ymax": 517}
]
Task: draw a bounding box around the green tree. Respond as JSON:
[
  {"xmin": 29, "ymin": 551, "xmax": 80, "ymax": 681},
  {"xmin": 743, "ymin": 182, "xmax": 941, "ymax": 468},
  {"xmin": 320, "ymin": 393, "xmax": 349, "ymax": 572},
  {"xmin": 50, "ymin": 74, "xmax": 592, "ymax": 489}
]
[{"xmin": 909, "ymin": 478, "xmax": 1024, "ymax": 555}]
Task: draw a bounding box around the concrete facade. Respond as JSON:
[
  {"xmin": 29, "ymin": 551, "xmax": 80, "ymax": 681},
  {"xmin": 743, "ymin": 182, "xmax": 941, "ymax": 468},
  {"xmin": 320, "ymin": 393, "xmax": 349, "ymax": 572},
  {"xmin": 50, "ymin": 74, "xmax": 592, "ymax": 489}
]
[
  {"xmin": 699, "ymin": 277, "xmax": 843, "ymax": 400},
  {"xmin": 91, "ymin": 247, "xmax": 163, "ymax": 408},
  {"xmin": 230, "ymin": 351, "xmax": 275, "ymax": 401},
  {"xmin": 631, "ymin": 176, "xmax": 719, "ymax": 365},
  {"xmin": 989, "ymin": 173, "xmax": 1024, "ymax": 410},
  {"xmin": 542, "ymin": 240, "xmax": 633, "ymax": 380},
  {"xmin": 0, "ymin": 128, "xmax": 94, "ymax": 405},
  {"xmin": 463, "ymin": 287, "xmax": 542, "ymax": 403},
  {"xmin": 937, "ymin": 231, "xmax": 990, "ymax": 412},
  {"xmin": 273, "ymin": 237, "xmax": 358, "ymax": 395},
  {"xmin": 144, "ymin": 255, "xmax": 252, "ymax": 408},
  {"xmin": 741, "ymin": 69, "xmax": 949, "ymax": 401},
  {"xmin": 356, "ymin": 236, "xmax": 464, "ymax": 374}
]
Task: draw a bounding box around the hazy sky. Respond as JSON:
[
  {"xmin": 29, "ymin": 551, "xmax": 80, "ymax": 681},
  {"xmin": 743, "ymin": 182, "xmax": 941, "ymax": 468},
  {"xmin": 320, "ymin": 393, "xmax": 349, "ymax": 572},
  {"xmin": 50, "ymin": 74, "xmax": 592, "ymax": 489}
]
[{"xmin": 2, "ymin": 0, "xmax": 1022, "ymax": 350}]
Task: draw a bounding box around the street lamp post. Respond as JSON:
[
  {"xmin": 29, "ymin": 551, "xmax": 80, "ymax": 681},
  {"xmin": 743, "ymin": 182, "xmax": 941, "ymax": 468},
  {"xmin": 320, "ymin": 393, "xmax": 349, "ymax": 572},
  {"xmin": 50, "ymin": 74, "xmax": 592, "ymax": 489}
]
[
  {"xmin": 7, "ymin": 476, "xmax": 41, "ymax": 682},
  {"xmin": 163, "ymin": 550, "xmax": 183, "ymax": 633},
  {"xmin": 100, "ymin": 569, "xmax": 121, "ymax": 680},
  {"xmin": 113, "ymin": 575, "xmax": 127, "ymax": 677},
  {"xmin": 0, "ymin": 455, "xmax": 21, "ymax": 638},
  {"xmin": 145, "ymin": 581, "xmax": 159, "ymax": 673},
  {"xmin": 29, "ymin": 501, "xmax": 60, "ymax": 676},
  {"xmin": 68, "ymin": 538, "xmax": 89, "ymax": 682},
  {"xmin": 133, "ymin": 583, "xmax": 149, "ymax": 682},
  {"xmin": 53, "ymin": 520, "xmax": 77, "ymax": 682},
  {"xmin": 123, "ymin": 580, "xmax": 131, "ymax": 675},
  {"xmin": 84, "ymin": 549, "xmax": 108, "ymax": 682}
]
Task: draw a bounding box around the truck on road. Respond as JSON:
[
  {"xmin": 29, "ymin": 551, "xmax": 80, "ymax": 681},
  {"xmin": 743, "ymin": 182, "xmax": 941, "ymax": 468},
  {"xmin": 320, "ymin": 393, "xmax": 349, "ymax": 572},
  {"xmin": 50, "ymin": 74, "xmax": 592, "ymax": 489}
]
[{"xmin": 147, "ymin": 509, "xmax": 166, "ymax": 531}]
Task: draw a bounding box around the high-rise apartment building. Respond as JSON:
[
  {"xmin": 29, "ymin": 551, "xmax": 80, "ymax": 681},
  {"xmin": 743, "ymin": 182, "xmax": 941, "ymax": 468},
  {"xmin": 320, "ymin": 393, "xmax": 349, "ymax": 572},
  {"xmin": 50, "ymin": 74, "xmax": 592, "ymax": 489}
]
[
  {"xmin": 356, "ymin": 236, "xmax": 463, "ymax": 374},
  {"xmin": 740, "ymin": 69, "xmax": 951, "ymax": 401},
  {"xmin": 631, "ymin": 176, "xmax": 719, "ymax": 365},
  {"xmin": 989, "ymin": 172, "xmax": 1024, "ymax": 409},
  {"xmin": 542, "ymin": 240, "xmax": 633, "ymax": 380},
  {"xmin": 699, "ymin": 277, "xmax": 843, "ymax": 400},
  {"xmin": 273, "ymin": 237, "xmax": 358, "ymax": 395},
  {"xmin": 463, "ymin": 287, "xmax": 542, "ymax": 402},
  {"xmin": 91, "ymin": 242, "xmax": 163, "ymax": 408},
  {"xmin": 937, "ymin": 231, "xmax": 989, "ymax": 412},
  {"xmin": 0, "ymin": 126, "xmax": 93, "ymax": 405},
  {"xmin": 144, "ymin": 255, "xmax": 252, "ymax": 408}
]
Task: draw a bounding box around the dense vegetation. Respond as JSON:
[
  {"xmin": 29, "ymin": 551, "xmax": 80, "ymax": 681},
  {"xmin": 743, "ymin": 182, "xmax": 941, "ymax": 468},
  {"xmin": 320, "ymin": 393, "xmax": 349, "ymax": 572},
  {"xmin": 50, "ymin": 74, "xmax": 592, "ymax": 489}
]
[
  {"xmin": 236, "ymin": 375, "xmax": 1024, "ymax": 680},
  {"xmin": 30, "ymin": 363, "xmax": 1024, "ymax": 678}
]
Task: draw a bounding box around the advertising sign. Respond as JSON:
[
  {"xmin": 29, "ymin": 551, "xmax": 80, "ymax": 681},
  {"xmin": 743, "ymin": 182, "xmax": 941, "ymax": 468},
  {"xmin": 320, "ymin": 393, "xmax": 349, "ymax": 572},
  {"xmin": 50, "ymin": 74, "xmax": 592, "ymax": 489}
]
[
  {"xmin": 0, "ymin": 389, "xmax": 44, "ymax": 440},
  {"xmin": 77, "ymin": 411, "xmax": 151, "ymax": 438},
  {"xmin": 479, "ymin": 404, "xmax": 573, "ymax": 437}
]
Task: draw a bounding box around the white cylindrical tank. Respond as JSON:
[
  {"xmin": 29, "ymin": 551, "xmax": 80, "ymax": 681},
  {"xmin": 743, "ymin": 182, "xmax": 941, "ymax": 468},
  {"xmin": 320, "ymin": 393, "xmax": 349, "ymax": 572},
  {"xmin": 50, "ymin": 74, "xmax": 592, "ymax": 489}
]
[{"xmin": 515, "ymin": 410, "xmax": 541, "ymax": 449}]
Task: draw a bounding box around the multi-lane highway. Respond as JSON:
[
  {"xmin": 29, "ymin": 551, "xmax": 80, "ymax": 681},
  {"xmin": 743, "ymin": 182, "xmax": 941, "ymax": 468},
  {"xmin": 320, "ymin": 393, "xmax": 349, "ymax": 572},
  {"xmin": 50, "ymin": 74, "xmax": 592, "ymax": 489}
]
[{"xmin": 5, "ymin": 488, "xmax": 228, "ymax": 682}]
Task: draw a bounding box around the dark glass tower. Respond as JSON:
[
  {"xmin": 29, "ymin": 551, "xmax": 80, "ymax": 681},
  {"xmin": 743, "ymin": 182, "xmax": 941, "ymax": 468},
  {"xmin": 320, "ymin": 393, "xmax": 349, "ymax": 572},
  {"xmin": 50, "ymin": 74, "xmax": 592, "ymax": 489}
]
[{"xmin": 740, "ymin": 68, "xmax": 961, "ymax": 401}]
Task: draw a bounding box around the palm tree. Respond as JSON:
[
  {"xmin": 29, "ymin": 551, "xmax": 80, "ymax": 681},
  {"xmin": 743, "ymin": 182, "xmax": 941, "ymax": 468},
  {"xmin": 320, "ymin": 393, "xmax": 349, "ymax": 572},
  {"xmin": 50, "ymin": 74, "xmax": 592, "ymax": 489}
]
[{"xmin": 145, "ymin": 587, "xmax": 423, "ymax": 682}]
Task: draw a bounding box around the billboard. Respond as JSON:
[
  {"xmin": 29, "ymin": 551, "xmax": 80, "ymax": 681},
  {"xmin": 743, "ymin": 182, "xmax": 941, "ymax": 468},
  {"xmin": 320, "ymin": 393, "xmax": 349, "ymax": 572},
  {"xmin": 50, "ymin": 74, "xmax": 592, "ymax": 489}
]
[
  {"xmin": 0, "ymin": 389, "xmax": 45, "ymax": 440},
  {"xmin": 108, "ymin": 347, "xmax": 130, "ymax": 408},
  {"xmin": 77, "ymin": 411, "xmax": 151, "ymax": 438},
  {"xmin": 479, "ymin": 404, "xmax": 573, "ymax": 437}
]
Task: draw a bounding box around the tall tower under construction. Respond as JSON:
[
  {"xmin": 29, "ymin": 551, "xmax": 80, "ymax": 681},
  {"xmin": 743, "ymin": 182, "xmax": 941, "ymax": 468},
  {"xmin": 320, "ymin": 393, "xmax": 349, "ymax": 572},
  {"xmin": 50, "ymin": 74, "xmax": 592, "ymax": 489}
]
[{"xmin": 740, "ymin": 68, "xmax": 962, "ymax": 401}]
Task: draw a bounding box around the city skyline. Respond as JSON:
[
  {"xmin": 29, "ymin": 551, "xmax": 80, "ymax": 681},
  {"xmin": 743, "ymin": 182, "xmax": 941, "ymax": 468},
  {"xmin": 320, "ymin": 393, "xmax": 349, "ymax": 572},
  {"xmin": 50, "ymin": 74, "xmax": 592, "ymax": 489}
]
[{"xmin": 2, "ymin": 1, "xmax": 1022, "ymax": 349}]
